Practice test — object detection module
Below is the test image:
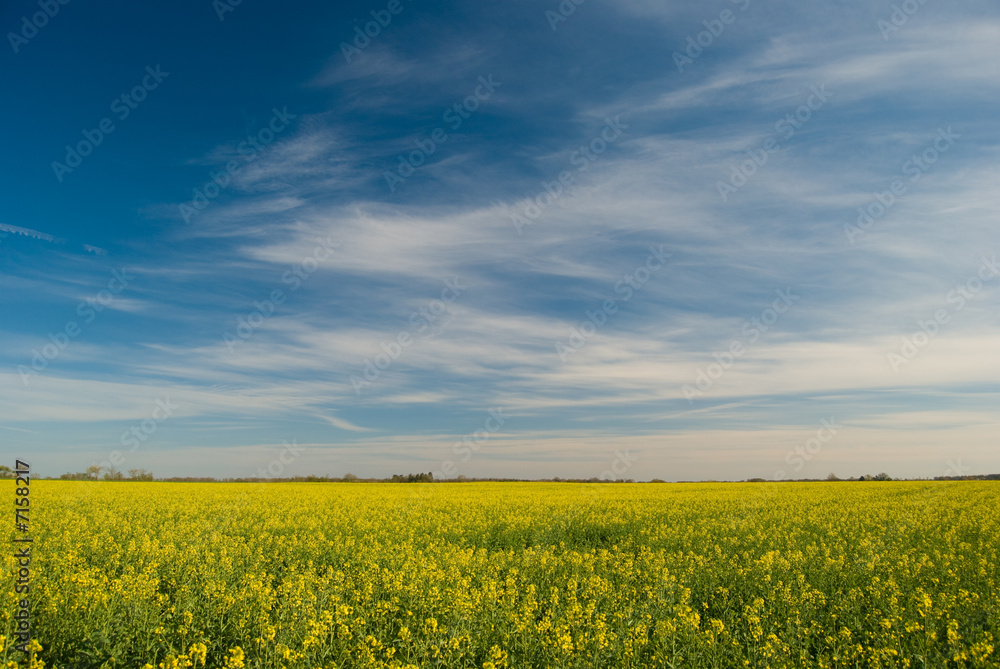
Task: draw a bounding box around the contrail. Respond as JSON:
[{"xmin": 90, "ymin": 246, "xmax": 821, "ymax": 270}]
[
  {"xmin": 0, "ymin": 424, "xmax": 38, "ymax": 434},
  {"xmin": 0, "ymin": 222, "xmax": 107, "ymax": 255}
]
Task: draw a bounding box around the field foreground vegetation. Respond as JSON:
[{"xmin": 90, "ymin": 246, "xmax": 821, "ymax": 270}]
[{"xmin": 2, "ymin": 481, "xmax": 998, "ymax": 668}]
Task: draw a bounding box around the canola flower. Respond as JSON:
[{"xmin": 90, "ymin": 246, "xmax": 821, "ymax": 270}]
[{"xmin": 1, "ymin": 480, "xmax": 998, "ymax": 668}]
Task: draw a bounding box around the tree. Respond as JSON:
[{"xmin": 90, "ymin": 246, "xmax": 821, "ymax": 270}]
[
  {"xmin": 103, "ymin": 468, "xmax": 125, "ymax": 481},
  {"xmin": 390, "ymin": 472, "xmax": 434, "ymax": 482},
  {"xmin": 0, "ymin": 465, "xmax": 14, "ymax": 479},
  {"xmin": 128, "ymin": 468, "xmax": 154, "ymax": 481},
  {"xmin": 825, "ymin": 473, "xmax": 840, "ymax": 481},
  {"xmin": 85, "ymin": 465, "xmax": 103, "ymax": 480}
]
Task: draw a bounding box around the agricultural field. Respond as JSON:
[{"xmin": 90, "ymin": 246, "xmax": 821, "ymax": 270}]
[{"xmin": 2, "ymin": 481, "xmax": 998, "ymax": 668}]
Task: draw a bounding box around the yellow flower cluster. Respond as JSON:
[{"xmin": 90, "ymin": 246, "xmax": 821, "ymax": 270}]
[{"xmin": 1, "ymin": 480, "xmax": 998, "ymax": 668}]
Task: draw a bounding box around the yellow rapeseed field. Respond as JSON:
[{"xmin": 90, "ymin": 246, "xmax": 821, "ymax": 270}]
[{"xmin": 2, "ymin": 481, "xmax": 998, "ymax": 668}]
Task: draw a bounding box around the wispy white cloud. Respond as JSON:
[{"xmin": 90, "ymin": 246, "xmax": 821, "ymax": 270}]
[{"xmin": 6, "ymin": 2, "xmax": 997, "ymax": 479}]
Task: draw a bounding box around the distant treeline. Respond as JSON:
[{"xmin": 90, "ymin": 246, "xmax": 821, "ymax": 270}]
[
  {"xmin": 30, "ymin": 470, "xmax": 642, "ymax": 483},
  {"xmin": 747, "ymin": 473, "xmax": 1000, "ymax": 482},
  {"xmin": 52, "ymin": 466, "xmax": 153, "ymax": 481},
  {"xmin": 11, "ymin": 466, "xmax": 1000, "ymax": 483},
  {"xmin": 933, "ymin": 474, "xmax": 1000, "ymax": 481},
  {"xmin": 158, "ymin": 474, "xmax": 641, "ymax": 483},
  {"xmin": 746, "ymin": 473, "xmax": 896, "ymax": 482}
]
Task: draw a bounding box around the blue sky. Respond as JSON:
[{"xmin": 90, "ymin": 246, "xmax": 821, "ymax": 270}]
[{"xmin": 2, "ymin": 0, "xmax": 998, "ymax": 480}]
